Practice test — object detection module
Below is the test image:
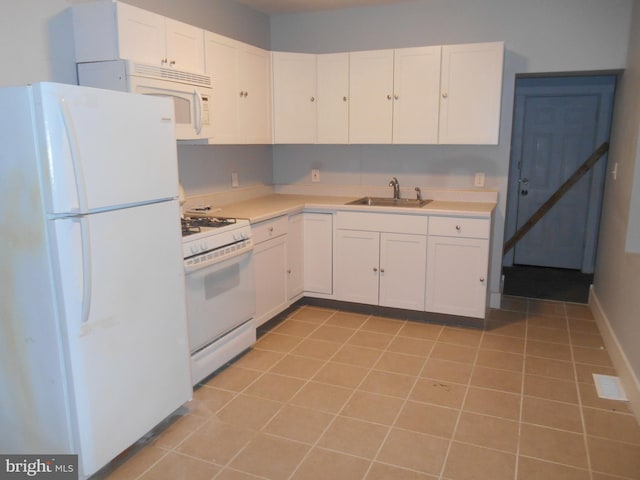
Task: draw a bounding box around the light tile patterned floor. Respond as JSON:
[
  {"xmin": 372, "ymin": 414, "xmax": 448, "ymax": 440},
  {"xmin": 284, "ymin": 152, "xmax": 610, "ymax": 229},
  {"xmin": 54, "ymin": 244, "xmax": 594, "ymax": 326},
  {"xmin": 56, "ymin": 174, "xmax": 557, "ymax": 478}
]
[{"xmin": 96, "ymin": 298, "xmax": 640, "ymax": 480}]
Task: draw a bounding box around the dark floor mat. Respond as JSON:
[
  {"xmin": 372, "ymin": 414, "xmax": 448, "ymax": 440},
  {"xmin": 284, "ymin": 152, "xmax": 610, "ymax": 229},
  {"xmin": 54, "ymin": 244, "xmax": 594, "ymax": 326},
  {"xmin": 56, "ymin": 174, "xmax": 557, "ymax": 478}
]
[{"xmin": 502, "ymin": 265, "xmax": 593, "ymax": 304}]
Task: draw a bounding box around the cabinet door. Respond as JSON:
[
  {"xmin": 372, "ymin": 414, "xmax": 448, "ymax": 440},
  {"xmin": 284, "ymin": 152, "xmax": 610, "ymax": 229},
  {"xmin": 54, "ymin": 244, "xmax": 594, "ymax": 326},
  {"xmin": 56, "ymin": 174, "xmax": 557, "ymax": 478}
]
[
  {"xmin": 303, "ymin": 213, "xmax": 333, "ymax": 294},
  {"xmin": 273, "ymin": 52, "xmax": 317, "ymax": 143},
  {"xmin": 317, "ymin": 53, "xmax": 349, "ymax": 144},
  {"xmin": 287, "ymin": 214, "xmax": 304, "ymax": 299},
  {"xmin": 379, "ymin": 233, "xmax": 427, "ymax": 310},
  {"xmin": 239, "ymin": 45, "xmax": 272, "ymax": 144},
  {"xmin": 335, "ymin": 230, "xmax": 380, "ymax": 305},
  {"xmin": 204, "ymin": 32, "xmax": 241, "ymax": 143},
  {"xmin": 425, "ymin": 236, "xmax": 489, "ymax": 318},
  {"xmin": 392, "ymin": 46, "xmax": 441, "ymax": 144},
  {"xmin": 439, "ymin": 42, "xmax": 504, "ymax": 145},
  {"xmin": 253, "ymin": 235, "xmax": 288, "ymax": 327},
  {"xmin": 349, "ymin": 49, "xmax": 394, "ymax": 144},
  {"xmin": 164, "ymin": 18, "xmax": 205, "ymax": 73},
  {"xmin": 116, "ymin": 2, "xmax": 166, "ymax": 66}
]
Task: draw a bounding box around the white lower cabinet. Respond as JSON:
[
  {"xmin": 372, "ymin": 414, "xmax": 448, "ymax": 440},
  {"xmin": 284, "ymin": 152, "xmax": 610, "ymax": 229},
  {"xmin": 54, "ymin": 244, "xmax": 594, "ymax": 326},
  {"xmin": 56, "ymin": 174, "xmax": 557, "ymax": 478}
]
[
  {"xmin": 425, "ymin": 216, "xmax": 490, "ymax": 318},
  {"xmin": 303, "ymin": 213, "xmax": 333, "ymax": 294},
  {"xmin": 335, "ymin": 212, "xmax": 427, "ymax": 310},
  {"xmin": 253, "ymin": 216, "xmax": 288, "ymax": 327},
  {"xmin": 287, "ymin": 213, "xmax": 304, "ymax": 300}
]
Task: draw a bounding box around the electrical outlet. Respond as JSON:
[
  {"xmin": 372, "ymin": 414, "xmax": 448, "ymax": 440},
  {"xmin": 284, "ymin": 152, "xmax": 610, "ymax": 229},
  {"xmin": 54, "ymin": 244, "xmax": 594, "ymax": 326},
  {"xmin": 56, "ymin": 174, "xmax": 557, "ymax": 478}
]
[
  {"xmin": 231, "ymin": 172, "xmax": 239, "ymax": 188},
  {"xmin": 311, "ymin": 168, "xmax": 320, "ymax": 183},
  {"xmin": 474, "ymin": 172, "xmax": 485, "ymax": 187}
]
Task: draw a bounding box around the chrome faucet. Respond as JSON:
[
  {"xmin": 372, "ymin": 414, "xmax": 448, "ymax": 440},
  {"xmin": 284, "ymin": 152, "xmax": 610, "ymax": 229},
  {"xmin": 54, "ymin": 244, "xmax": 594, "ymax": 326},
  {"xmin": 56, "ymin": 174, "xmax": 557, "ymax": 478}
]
[
  {"xmin": 415, "ymin": 187, "xmax": 422, "ymax": 201},
  {"xmin": 389, "ymin": 177, "xmax": 400, "ymax": 199}
]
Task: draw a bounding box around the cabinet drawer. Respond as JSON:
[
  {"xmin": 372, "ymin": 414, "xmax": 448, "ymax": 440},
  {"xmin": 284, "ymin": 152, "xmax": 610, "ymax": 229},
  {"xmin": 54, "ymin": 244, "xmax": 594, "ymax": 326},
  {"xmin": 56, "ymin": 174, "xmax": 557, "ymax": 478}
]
[
  {"xmin": 429, "ymin": 216, "xmax": 490, "ymax": 239},
  {"xmin": 336, "ymin": 211, "xmax": 428, "ymax": 235},
  {"xmin": 253, "ymin": 216, "xmax": 288, "ymax": 244}
]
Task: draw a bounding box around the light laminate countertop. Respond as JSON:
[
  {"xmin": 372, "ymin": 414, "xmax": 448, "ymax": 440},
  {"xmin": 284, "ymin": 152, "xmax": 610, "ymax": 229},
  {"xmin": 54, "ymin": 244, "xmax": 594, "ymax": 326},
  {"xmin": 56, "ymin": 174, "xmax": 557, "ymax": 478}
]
[{"xmin": 208, "ymin": 193, "xmax": 496, "ymax": 224}]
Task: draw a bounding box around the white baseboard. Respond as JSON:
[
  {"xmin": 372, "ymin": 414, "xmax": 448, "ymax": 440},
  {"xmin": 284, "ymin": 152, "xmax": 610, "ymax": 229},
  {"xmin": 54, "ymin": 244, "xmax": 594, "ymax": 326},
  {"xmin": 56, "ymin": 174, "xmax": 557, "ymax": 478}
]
[{"xmin": 589, "ymin": 286, "xmax": 640, "ymax": 423}]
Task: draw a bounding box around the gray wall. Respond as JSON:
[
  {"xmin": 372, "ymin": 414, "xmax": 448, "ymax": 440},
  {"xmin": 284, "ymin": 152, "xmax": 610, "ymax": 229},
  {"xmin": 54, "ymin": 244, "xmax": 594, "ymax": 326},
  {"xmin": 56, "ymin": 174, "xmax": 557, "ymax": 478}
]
[
  {"xmin": 269, "ymin": 0, "xmax": 633, "ymax": 313},
  {"xmin": 594, "ymin": 2, "xmax": 640, "ymax": 394}
]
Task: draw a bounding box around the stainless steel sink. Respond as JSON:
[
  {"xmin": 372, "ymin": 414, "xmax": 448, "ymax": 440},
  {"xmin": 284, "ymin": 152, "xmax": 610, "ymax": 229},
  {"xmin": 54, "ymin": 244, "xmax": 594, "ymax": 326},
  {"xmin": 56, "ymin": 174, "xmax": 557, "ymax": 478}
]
[{"xmin": 346, "ymin": 196, "xmax": 432, "ymax": 208}]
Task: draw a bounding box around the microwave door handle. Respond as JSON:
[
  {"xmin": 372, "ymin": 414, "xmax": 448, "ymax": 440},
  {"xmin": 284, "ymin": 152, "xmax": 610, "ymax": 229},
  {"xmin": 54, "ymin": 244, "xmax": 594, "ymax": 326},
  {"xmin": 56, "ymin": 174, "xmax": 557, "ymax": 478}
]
[{"xmin": 194, "ymin": 88, "xmax": 203, "ymax": 135}]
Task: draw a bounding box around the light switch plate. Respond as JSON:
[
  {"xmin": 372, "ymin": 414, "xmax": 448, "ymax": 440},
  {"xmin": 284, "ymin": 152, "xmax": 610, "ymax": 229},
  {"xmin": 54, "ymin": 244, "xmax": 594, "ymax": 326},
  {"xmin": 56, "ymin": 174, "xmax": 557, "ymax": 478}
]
[
  {"xmin": 231, "ymin": 172, "xmax": 239, "ymax": 188},
  {"xmin": 311, "ymin": 169, "xmax": 320, "ymax": 182}
]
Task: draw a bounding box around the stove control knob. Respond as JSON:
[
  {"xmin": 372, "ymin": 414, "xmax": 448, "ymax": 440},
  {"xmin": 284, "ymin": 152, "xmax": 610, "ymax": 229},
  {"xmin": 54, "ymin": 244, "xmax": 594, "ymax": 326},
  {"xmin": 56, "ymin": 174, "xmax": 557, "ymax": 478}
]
[
  {"xmin": 200, "ymin": 242, "xmax": 208, "ymax": 251},
  {"xmin": 190, "ymin": 244, "xmax": 200, "ymax": 254}
]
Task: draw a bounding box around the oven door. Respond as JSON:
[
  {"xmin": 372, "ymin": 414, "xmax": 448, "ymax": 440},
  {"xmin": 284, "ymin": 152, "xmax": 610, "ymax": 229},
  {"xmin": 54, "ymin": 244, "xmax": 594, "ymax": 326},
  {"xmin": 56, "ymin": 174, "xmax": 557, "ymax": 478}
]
[{"xmin": 185, "ymin": 249, "xmax": 255, "ymax": 353}]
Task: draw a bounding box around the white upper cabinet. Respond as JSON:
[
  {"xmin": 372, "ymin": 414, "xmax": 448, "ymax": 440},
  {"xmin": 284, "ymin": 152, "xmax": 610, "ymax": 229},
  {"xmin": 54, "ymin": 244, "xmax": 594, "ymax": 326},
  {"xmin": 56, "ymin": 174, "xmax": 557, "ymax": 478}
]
[
  {"xmin": 392, "ymin": 46, "xmax": 441, "ymax": 144},
  {"xmin": 73, "ymin": 1, "xmax": 205, "ymax": 73},
  {"xmin": 204, "ymin": 32, "xmax": 272, "ymax": 144},
  {"xmin": 238, "ymin": 45, "xmax": 273, "ymax": 144},
  {"xmin": 439, "ymin": 41, "xmax": 504, "ymax": 145},
  {"xmin": 317, "ymin": 53, "xmax": 350, "ymax": 144},
  {"xmin": 349, "ymin": 46, "xmax": 441, "ymax": 144},
  {"xmin": 349, "ymin": 49, "xmax": 395, "ymax": 144},
  {"xmin": 163, "ymin": 18, "xmax": 205, "ymax": 73},
  {"xmin": 272, "ymin": 52, "xmax": 349, "ymax": 144},
  {"xmin": 272, "ymin": 52, "xmax": 317, "ymax": 144}
]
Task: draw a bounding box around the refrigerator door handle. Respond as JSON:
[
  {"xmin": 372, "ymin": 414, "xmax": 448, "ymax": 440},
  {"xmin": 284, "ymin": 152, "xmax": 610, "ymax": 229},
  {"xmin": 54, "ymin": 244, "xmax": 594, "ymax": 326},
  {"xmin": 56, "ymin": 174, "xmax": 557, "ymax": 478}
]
[
  {"xmin": 60, "ymin": 98, "xmax": 93, "ymax": 322},
  {"xmin": 59, "ymin": 97, "xmax": 89, "ymax": 214},
  {"xmin": 78, "ymin": 216, "xmax": 94, "ymax": 324}
]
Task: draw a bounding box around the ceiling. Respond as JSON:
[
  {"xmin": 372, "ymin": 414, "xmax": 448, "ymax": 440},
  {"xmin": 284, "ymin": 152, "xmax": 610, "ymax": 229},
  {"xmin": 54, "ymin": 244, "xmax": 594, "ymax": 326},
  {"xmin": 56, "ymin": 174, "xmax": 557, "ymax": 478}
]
[{"xmin": 234, "ymin": 0, "xmax": 416, "ymax": 14}]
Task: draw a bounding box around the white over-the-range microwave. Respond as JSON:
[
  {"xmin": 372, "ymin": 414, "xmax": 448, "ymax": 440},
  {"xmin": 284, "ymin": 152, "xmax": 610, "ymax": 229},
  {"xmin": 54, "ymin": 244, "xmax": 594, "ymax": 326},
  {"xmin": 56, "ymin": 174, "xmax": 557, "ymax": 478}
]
[{"xmin": 77, "ymin": 59, "xmax": 213, "ymax": 141}]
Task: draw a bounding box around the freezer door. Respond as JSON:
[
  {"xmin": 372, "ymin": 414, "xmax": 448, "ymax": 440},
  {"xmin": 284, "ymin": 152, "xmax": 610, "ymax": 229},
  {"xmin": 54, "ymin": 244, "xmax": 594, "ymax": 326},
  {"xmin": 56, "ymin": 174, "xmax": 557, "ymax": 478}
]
[
  {"xmin": 49, "ymin": 200, "xmax": 191, "ymax": 477},
  {"xmin": 33, "ymin": 82, "xmax": 179, "ymax": 215}
]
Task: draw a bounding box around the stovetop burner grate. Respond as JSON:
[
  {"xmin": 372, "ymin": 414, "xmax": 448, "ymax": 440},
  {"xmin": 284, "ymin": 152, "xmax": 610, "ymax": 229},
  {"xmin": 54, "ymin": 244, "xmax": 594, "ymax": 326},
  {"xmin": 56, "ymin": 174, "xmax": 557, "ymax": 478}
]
[{"xmin": 181, "ymin": 216, "xmax": 237, "ymax": 237}]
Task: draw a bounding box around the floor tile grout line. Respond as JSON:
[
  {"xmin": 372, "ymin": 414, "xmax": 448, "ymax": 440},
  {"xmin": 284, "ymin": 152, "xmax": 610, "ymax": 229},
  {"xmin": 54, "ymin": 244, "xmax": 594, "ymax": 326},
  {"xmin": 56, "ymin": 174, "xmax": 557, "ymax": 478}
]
[
  {"xmin": 513, "ymin": 306, "xmax": 530, "ymax": 480},
  {"xmin": 568, "ymin": 307, "xmax": 596, "ymax": 480},
  {"xmin": 436, "ymin": 322, "xmax": 486, "ymax": 480},
  {"xmin": 284, "ymin": 311, "xmax": 406, "ymax": 480},
  {"xmin": 205, "ymin": 306, "xmax": 337, "ymax": 479},
  {"xmin": 361, "ymin": 316, "xmax": 444, "ymax": 480}
]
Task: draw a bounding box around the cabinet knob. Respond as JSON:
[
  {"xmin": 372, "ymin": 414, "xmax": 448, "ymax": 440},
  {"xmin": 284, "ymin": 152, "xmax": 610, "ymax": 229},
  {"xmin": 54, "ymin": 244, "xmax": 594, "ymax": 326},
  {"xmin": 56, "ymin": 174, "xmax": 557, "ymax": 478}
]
[
  {"xmin": 343, "ymin": 96, "xmax": 348, "ymax": 102},
  {"xmin": 480, "ymin": 277, "xmax": 485, "ymax": 282},
  {"xmin": 380, "ymin": 268, "xmax": 385, "ymax": 273},
  {"xmin": 287, "ymin": 269, "xmax": 292, "ymax": 274},
  {"xmin": 170, "ymin": 60, "xmax": 176, "ymax": 66},
  {"xmin": 373, "ymin": 267, "xmax": 378, "ymax": 272},
  {"xmin": 269, "ymin": 227, "xmax": 274, "ymax": 232},
  {"xmin": 387, "ymin": 94, "xmax": 392, "ymax": 100},
  {"xmin": 442, "ymin": 91, "xmax": 448, "ymax": 98},
  {"xmin": 394, "ymin": 94, "xmax": 399, "ymax": 100},
  {"xmin": 161, "ymin": 58, "xmax": 168, "ymax": 65},
  {"xmin": 310, "ymin": 96, "xmax": 315, "ymax": 102},
  {"xmin": 456, "ymin": 225, "xmax": 461, "ymax": 231}
]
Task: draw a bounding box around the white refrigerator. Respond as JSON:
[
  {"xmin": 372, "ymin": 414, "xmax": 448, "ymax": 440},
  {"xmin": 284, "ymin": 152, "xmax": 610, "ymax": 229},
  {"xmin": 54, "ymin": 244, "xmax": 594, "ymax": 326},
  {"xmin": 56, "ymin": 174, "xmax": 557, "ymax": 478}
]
[{"xmin": 0, "ymin": 83, "xmax": 192, "ymax": 478}]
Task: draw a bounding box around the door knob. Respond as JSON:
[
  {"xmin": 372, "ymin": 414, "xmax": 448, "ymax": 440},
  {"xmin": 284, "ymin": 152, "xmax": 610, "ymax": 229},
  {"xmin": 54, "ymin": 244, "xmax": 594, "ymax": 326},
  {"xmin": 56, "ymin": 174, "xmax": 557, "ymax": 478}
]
[
  {"xmin": 519, "ymin": 178, "xmax": 529, "ymax": 185},
  {"xmin": 521, "ymin": 189, "xmax": 529, "ymax": 196}
]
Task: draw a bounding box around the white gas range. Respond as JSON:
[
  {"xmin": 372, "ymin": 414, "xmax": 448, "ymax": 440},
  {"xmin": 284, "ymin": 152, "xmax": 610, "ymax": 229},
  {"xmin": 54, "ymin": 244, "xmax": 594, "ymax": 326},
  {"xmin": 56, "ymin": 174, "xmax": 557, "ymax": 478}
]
[{"xmin": 181, "ymin": 215, "xmax": 256, "ymax": 385}]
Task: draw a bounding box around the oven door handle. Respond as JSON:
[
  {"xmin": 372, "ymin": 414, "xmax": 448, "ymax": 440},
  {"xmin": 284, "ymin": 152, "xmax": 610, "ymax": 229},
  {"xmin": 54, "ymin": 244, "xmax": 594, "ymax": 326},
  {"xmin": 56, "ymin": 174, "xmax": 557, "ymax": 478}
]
[{"xmin": 184, "ymin": 245, "xmax": 253, "ymax": 274}]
